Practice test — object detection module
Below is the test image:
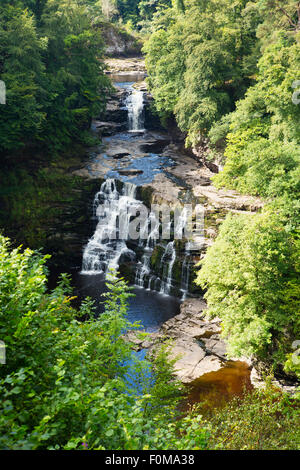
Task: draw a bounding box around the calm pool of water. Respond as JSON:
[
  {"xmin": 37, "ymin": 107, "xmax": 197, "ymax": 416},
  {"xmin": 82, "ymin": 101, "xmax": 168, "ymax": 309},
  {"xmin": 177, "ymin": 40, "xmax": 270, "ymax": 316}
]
[{"xmin": 74, "ymin": 273, "xmax": 181, "ymax": 332}]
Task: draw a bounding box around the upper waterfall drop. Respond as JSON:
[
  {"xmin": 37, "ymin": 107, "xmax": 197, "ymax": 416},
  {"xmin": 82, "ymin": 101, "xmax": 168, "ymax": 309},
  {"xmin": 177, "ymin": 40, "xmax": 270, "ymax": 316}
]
[{"xmin": 126, "ymin": 88, "xmax": 145, "ymax": 132}]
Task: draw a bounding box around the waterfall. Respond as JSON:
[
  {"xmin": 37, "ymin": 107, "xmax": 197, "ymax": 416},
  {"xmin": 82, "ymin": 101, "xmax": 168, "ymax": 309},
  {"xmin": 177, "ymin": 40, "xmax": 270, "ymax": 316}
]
[
  {"xmin": 135, "ymin": 251, "xmax": 151, "ymax": 287},
  {"xmin": 126, "ymin": 89, "xmax": 145, "ymax": 132},
  {"xmin": 180, "ymin": 244, "xmax": 191, "ymax": 301},
  {"xmin": 134, "ymin": 209, "xmax": 159, "ymax": 287},
  {"xmin": 159, "ymin": 242, "xmax": 176, "ymax": 296},
  {"xmin": 147, "ymin": 275, "xmax": 156, "ymax": 291},
  {"xmin": 81, "ymin": 179, "xmax": 140, "ymax": 276},
  {"xmin": 83, "ymin": 179, "xmax": 192, "ymax": 299}
]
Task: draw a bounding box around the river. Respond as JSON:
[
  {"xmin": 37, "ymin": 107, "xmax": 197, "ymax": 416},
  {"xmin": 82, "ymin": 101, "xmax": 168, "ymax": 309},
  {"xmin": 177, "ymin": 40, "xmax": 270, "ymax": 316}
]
[
  {"xmin": 72, "ymin": 63, "xmax": 253, "ymax": 407},
  {"xmin": 76, "ymin": 69, "xmax": 188, "ymax": 332}
]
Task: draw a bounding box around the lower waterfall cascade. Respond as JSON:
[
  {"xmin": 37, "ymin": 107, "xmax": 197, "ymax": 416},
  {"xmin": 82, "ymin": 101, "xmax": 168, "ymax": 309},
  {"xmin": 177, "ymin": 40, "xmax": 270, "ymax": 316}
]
[
  {"xmin": 82, "ymin": 178, "xmax": 194, "ymax": 299},
  {"xmin": 81, "ymin": 179, "xmax": 139, "ymax": 275}
]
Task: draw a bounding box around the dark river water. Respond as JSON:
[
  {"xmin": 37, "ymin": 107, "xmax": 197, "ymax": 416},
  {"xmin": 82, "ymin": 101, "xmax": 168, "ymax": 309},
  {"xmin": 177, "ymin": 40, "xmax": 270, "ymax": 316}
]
[{"xmin": 74, "ymin": 272, "xmax": 181, "ymax": 332}]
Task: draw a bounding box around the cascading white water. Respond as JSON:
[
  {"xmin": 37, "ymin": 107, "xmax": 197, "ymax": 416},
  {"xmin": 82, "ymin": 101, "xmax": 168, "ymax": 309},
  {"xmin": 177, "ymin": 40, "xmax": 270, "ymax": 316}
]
[
  {"xmin": 135, "ymin": 251, "xmax": 151, "ymax": 287},
  {"xmin": 180, "ymin": 245, "xmax": 191, "ymax": 301},
  {"xmin": 147, "ymin": 275, "xmax": 156, "ymax": 291},
  {"xmin": 134, "ymin": 209, "xmax": 159, "ymax": 287},
  {"xmin": 135, "ymin": 208, "xmax": 193, "ymax": 298},
  {"xmin": 126, "ymin": 89, "xmax": 145, "ymax": 132},
  {"xmin": 159, "ymin": 241, "xmax": 176, "ymax": 296},
  {"xmin": 81, "ymin": 179, "xmax": 140, "ymax": 276}
]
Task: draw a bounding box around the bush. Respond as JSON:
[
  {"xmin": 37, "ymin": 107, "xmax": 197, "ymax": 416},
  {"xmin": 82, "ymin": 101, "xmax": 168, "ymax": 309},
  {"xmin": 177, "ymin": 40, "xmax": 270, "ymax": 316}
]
[
  {"xmin": 207, "ymin": 384, "xmax": 300, "ymax": 450},
  {"xmin": 0, "ymin": 236, "xmax": 209, "ymax": 450}
]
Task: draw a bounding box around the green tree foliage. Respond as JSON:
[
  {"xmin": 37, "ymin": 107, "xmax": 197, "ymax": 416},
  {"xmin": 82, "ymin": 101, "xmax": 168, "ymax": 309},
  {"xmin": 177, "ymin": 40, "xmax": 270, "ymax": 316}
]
[
  {"xmin": 196, "ymin": 209, "xmax": 300, "ymax": 374},
  {"xmin": 213, "ymin": 34, "xmax": 300, "ymax": 198},
  {"xmin": 144, "ymin": 0, "xmax": 262, "ymax": 145},
  {"xmin": 0, "ymin": 236, "xmax": 210, "ymax": 450}
]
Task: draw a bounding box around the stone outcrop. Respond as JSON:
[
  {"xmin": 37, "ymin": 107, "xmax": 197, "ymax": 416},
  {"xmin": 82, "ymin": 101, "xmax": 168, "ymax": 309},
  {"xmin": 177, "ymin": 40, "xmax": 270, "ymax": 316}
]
[
  {"xmin": 124, "ymin": 298, "xmax": 299, "ymax": 394},
  {"xmin": 124, "ymin": 298, "xmax": 251, "ymax": 384},
  {"xmin": 105, "ymin": 57, "xmax": 146, "ymax": 74},
  {"xmin": 96, "ymin": 23, "xmax": 142, "ymax": 58}
]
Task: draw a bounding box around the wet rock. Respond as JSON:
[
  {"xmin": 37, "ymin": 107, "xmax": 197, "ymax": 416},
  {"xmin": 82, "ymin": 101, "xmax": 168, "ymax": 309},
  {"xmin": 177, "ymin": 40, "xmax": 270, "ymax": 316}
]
[
  {"xmin": 119, "ymin": 169, "xmax": 143, "ymax": 176},
  {"xmin": 193, "ymin": 185, "xmax": 263, "ymax": 212},
  {"xmin": 103, "ymin": 103, "xmax": 128, "ymax": 124},
  {"xmin": 194, "ymin": 323, "xmax": 222, "ymax": 339},
  {"xmin": 156, "ymin": 300, "xmax": 227, "ymax": 383},
  {"xmin": 105, "ymin": 57, "xmax": 146, "ymax": 74},
  {"xmin": 93, "ymin": 120, "xmax": 127, "ymax": 137}
]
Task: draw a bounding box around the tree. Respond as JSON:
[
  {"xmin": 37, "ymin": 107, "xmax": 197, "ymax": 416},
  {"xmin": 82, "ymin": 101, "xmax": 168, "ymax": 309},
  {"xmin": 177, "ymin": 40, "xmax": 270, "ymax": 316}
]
[
  {"xmin": 213, "ymin": 35, "xmax": 300, "ymax": 199},
  {"xmin": 144, "ymin": 0, "xmax": 262, "ymax": 146},
  {"xmin": 196, "ymin": 209, "xmax": 300, "ymax": 373},
  {"xmin": 0, "ymin": 6, "xmax": 46, "ymax": 154},
  {"xmin": 101, "ymin": 0, "xmax": 119, "ymax": 20}
]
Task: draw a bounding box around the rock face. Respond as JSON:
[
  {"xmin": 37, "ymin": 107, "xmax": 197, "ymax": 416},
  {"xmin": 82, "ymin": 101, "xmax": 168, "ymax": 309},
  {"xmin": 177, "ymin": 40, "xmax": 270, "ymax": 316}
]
[
  {"xmin": 105, "ymin": 57, "xmax": 146, "ymax": 74},
  {"xmin": 124, "ymin": 298, "xmax": 251, "ymax": 384},
  {"xmin": 96, "ymin": 23, "xmax": 143, "ymax": 57},
  {"xmin": 123, "ymin": 298, "xmax": 299, "ymax": 394},
  {"xmin": 157, "ymin": 299, "xmax": 232, "ymax": 383},
  {"xmin": 44, "ymin": 178, "xmax": 105, "ymax": 274}
]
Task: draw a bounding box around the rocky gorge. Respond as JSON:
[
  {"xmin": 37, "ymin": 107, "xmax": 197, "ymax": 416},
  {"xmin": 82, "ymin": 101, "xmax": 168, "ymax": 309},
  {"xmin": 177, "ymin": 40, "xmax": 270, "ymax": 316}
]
[
  {"xmin": 5, "ymin": 56, "xmax": 293, "ymax": 400},
  {"xmin": 69, "ymin": 57, "xmax": 295, "ymax": 399}
]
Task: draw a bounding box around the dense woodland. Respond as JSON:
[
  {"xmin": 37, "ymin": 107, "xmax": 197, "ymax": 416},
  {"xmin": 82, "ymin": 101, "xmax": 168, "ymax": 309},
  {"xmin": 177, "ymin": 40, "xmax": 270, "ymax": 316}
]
[
  {"xmin": 0, "ymin": 0, "xmax": 299, "ymax": 450},
  {"xmin": 144, "ymin": 0, "xmax": 300, "ymax": 378}
]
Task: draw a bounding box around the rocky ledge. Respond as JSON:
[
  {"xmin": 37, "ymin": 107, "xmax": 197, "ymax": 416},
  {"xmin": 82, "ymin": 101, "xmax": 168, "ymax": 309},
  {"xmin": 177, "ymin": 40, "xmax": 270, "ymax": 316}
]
[
  {"xmin": 105, "ymin": 57, "xmax": 146, "ymax": 74},
  {"xmin": 124, "ymin": 298, "xmax": 299, "ymax": 395},
  {"xmin": 124, "ymin": 298, "xmax": 251, "ymax": 384}
]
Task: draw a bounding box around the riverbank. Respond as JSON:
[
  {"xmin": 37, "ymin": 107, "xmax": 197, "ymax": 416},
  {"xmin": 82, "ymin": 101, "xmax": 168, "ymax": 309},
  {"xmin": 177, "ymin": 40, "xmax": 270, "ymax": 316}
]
[{"xmin": 1, "ymin": 56, "xmax": 297, "ymax": 397}]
